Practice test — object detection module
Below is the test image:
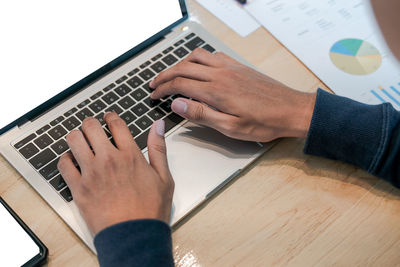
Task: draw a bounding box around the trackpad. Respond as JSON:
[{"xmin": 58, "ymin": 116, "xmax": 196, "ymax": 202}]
[{"xmin": 160, "ymin": 122, "xmax": 263, "ymax": 224}]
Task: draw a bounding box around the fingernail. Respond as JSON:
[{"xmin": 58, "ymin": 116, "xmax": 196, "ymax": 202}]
[
  {"xmin": 155, "ymin": 120, "xmax": 165, "ymax": 136},
  {"xmin": 149, "ymin": 79, "xmax": 155, "ymax": 88},
  {"xmin": 172, "ymin": 99, "xmax": 187, "ymax": 114}
]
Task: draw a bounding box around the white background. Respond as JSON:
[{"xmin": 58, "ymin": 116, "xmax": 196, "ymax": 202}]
[
  {"xmin": 0, "ymin": 0, "xmax": 182, "ymax": 130},
  {"xmin": 0, "ymin": 202, "xmax": 39, "ymax": 266}
]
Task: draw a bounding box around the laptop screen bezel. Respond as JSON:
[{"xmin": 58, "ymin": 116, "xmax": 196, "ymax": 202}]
[{"xmin": 0, "ymin": 0, "xmax": 188, "ymax": 136}]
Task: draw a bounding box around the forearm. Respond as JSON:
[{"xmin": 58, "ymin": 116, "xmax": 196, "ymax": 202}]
[
  {"xmin": 303, "ymin": 89, "xmax": 400, "ymax": 186},
  {"xmin": 94, "ymin": 220, "xmax": 174, "ymax": 267}
]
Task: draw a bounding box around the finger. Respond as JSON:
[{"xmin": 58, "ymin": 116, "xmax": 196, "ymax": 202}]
[
  {"xmin": 171, "ymin": 98, "xmax": 238, "ymax": 132},
  {"xmin": 214, "ymin": 51, "xmax": 239, "ymax": 65},
  {"xmin": 150, "ymin": 61, "xmax": 212, "ymax": 89},
  {"xmin": 57, "ymin": 152, "xmax": 81, "ymax": 193},
  {"xmin": 104, "ymin": 112, "xmax": 139, "ymax": 152},
  {"xmin": 147, "ymin": 120, "xmax": 173, "ymax": 182},
  {"xmin": 81, "ymin": 117, "xmax": 113, "ymax": 154},
  {"xmin": 66, "ymin": 130, "xmax": 94, "ymax": 169},
  {"xmin": 185, "ymin": 48, "xmax": 225, "ymax": 67},
  {"xmin": 150, "ymin": 77, "xmax": 214, "ymax": 105}
]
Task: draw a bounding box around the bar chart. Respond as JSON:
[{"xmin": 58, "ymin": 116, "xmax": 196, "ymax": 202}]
[{"xmin": 370, "ymin": 84, "xmax": 400, "ymax": 108}]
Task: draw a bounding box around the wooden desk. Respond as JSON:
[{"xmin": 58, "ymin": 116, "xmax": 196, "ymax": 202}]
[{"xmin": 1, "ymin": 1, "xmax": 400, "ymax": 266}]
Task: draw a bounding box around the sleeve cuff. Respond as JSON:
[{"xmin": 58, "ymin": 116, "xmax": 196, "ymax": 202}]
[
  {"xmin": 94, "ymin": 219, "xmax": 174, "ymax": 267},
  {"xmin": 304, "ymin": 89, "xmax": 389, "ymax": 173}
]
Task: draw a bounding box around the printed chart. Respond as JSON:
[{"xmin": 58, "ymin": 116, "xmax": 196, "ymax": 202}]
[
  {"xmin": 245, "ymin": 0, "xmax": 400, "ymax": 110},
  {"xmin": 330, "ymin": 39, "xmax": 382, "ymax": 75}
]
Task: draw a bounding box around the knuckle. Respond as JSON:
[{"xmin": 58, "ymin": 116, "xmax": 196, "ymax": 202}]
[
  {"xmin": 192, "ymin": 104, "xmax": 205, "ymax": 121},
  {"xmin": 171, "ymin": 77, "xmax": 185, "ymax": 89}
]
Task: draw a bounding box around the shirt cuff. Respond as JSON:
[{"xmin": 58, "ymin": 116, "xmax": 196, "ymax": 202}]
[
  {"xmin": 303, "ymin": 89, "xmax": 389, "ymax": 173},
  {"xmin": 94, "ymin": 219, "xmax": 174, "ymax": 267}
]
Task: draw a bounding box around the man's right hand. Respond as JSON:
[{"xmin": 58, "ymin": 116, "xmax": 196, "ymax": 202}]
[{"xmin": 150, "ymin": 48, "xmax": 316, "ymax": 142}]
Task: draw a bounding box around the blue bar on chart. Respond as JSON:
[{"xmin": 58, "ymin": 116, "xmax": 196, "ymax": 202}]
[{"xmin": 370, "ymin": 84, "xmax": 400, "ymax": 108}]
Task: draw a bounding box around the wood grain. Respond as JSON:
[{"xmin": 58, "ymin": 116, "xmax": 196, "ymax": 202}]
[{"xmin": 1, "ymin": 1, "xmax": 399, "ymax": 266}]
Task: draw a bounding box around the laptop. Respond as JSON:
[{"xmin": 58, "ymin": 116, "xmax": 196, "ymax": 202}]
[{"xmin": 0, "ymin": 0, "xmax": 269, "ymax": 252}]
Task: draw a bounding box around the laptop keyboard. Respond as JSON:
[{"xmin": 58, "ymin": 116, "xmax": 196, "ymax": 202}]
[{"xmin": 13, "ymin": 33, "xmax": 216, "ymax": 203}]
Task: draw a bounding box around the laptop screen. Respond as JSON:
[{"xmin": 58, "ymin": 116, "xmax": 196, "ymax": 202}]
[{"xmin": 0, "ymin": 0, "xmax": 184, "ymax": 134}]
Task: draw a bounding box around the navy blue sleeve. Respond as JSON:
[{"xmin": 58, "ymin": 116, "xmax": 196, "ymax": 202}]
[
  {"xmin": 304, "ymin": 89, "xmax": 400, "ymax": 187},
  {"xmin": 94, "ymin": 219, "xmax": 174, "ymax": 267}
]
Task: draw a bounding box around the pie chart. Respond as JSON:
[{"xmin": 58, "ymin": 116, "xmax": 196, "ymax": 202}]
[{"xmin": 329, "ymin": 39, "xmax": 382, "ymax": 75}]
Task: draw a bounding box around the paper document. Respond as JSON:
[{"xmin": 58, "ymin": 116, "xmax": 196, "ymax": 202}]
[
  {"xmin": 196, "ymin": 0, "xmax": 260, "ymax": 37},
  {"xmin": 245, "ymin": 0, "xmax": 400, "ymax": 109}
]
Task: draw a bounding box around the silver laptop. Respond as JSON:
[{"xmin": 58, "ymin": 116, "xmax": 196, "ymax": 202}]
[{"xmin": 0, "ymin": 0, "xmax": 268, "ymax": 252}]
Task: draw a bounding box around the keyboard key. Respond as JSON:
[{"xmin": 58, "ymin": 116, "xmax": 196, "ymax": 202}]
[
  {"xmin": 48, "ymin": 125, "xmax": 68, "ymax": 141},
  {"xmin": 116, "ymin": 75, "xmax": 128, "ymax": 84},
  {"xmin": 174, "ymin": 47, "xmax": 189, "ymax": 58},
  {"xmin": 29, "ymin": 149, "xmax": 56, "ymax": 170},
  {"xmin": 62, "ymin": 116, "xmax": 80, "ymax": 131},
  {"xmin": 131, "ymin": 88, "xmax": 147, "ymax": 101},
  {"xmin": 90, "ymin": 91, "xmax": 104, "ymax": 101},
  {"xmin": 140, "ymin": 61, "xmax": 152, "ymax": 69},
  {"xmin": 75, "ymin": 108, "xmax": 94, "ymax": 122},
  {"xmin": 131, "ymin": 103, "xmax": 149, "ymax": 117},
  {"xmin": 120, "ymin": 111, "xmax": 137, "ymax": 125},
  {"xmin": 19, "ymin": 143, "xmax": 39, "ymax": 159},
  {"xmin": 106, "ymin": 104, "xmax": 123, "ymax": 115},
  {"xmin": 77, "ymin": 99, "xmax": 91, "ymax": 109},
  {"xmin": 34, "ymin": 134, "xmax": 54, "ymax": 150},
  {"xmin": 202, "ymin": 44, "xmax": 216, "ymax": 53},
  {"xmin": 185, "ymin": 37, "xmax": 206, "ymax": 51},
  {"xmin": 127, "ymin": 76, "xmax": 144, "ymax": 89},
  {"xmin": 14, "ymin": 134, "xmax": 37, "ymax": 149},
  {"xmin": 102, "ymin": 92, "xmax": 120, "ymax": 105},
  {"xmin": 139, "ymin": 69, "xmax": 155, "ymax": 81},
  {"xmin": 144, "ymin": 97, "xmax": 161, "ymax": 108},
  {"xmin": 118, "ymin": 96, "xmax": 136, "ymax": 109},
  {"xmin": 128, "ymin": 124, "xmax": 141, "ymax": 137},
  {"xmin": 165, "ymin": 113, "xmax": 185, "ymax": 133},
  {"xmin": 163, "ymin": 46, "xmax": 174, "ymax": 54},
  {"xmin": 60, "ymin": 187, "xmax": 73, "ymax": 202},
  {"xmin": 89, "ymin": 99, "xmax": 107, "ymax": 113},
  {"xmin": 50, "ymin": 174, "xmax": 67, "ymax": 192},
  {"xmin": 115, "ymin": 84, "xmax": 132, "ymax": 97},
  {"xmin": 50, "ymin": 116, "xmax": 65, "ymax": 127},
  {"xmin": 150, "ymin": 61, "xmax": 167, "ymax": 73},
  {"xmin": 39, "ymin": 158, "xmax": 60, "ymax": 180},
  {"xmin": 95, "ymin": 113, "xmax": 106, "ymax": 125},
  {"xmin": 185, "ymin": 33, "xmax": 195, "ymax": 40},
  {"xmin": 127, "ymin": 68, "xmax": 140, "ymax": 76},
  {"xmin": 64, "ymin": 107, "xmax": 78, "ymax": 118},
  {"xmin": 174, "ymin": 39, "xmax": 185, "ymax": 47},
  {"xmin": 103, "ymin": 83, "xmax": 116, "ymax": 92},
  {"xmin": 148, "ymin": 108, "xmax": 166, "ymax": 121},
  {"xmin": 142, "ymin": 82, "xmax": 152, "ymax": 93},
  {"xmin": 162, "ymin": 54, "xmax": 178, "ymax": 66},
  {"xmin": 51, "ymin": 139, "xmax": 69, "ymax": 155},
  {"xmin": 171, "ymin": 94, "xmax": 188, "ymax": 100},
  {"xmin": 36, "ymin": 125, "xmax": 51, "ymax": 135},
  {"xmin": 135, "ymin": 115, "xmax": 153, "ymax": 130},
  {"xmin": 134, "ymin": 129, "xmax": 150, "ymax": 150},
  {"xmin": 160, "ymin": 100, "xmax": 173, "ymax": 113},
  {"xmin": 151, "ymin": 54, "xmax": 163, "ymax": 61}
]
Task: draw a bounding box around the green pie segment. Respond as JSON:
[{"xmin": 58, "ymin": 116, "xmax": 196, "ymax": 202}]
[{"xmin": 330, "ymin": 39, "xmax": 382, "ymax": 75}]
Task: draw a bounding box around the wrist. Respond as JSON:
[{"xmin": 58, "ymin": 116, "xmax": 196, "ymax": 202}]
[{"xmin": 286, "ymin": 92, "xmax": 317, "ymax": 139}]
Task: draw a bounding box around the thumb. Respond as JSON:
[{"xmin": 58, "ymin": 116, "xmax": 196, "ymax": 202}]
[
  {"xmin": 147, "ymin": 120, "xmax": 172, "ymax": 182},
  {"xmin": 171, "ymin": 98, "xmax": 234, "ymax": 130}
]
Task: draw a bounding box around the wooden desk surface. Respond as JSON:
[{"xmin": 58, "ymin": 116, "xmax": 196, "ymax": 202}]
[{"xmin": 1, "ymin": 1, "xmax": 400, "ymax": 266}]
